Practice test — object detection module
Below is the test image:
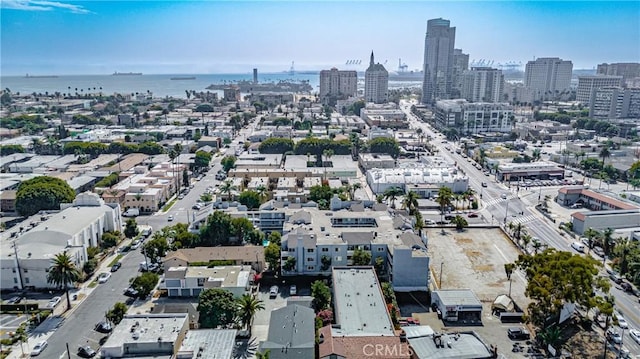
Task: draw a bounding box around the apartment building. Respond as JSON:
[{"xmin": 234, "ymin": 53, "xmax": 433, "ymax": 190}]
[
  {"xmin": 164, "ymin": 265, "xmax": 252, "ymax": 298},
  {"xmin": 364, "ymin": 52, "xmax": 389, "ymax": 104},
  {"xmin": 460, "ymin": 67, "xmax": 504, "ymax": 103},
  {"xmin": 589, "ymin": 87, "xmax": 640, "ymax": 119},
  {"xmin": 319, "ymin": 68, "xmax": 357, "ymax": 105},
  {"xmin": 433, "ymin": 99, "xmax": 513, "ymax": 135},
  {"xmin": 597, "ymin": 62, "xmax": 640, "ymax": 84},
  {"xmin": 576, "ymin": 75, "xmax": 623, "ymax": 104},
  {"xmin": 524, "ymin": 57, "xmax": 573, "ymax": 98}
]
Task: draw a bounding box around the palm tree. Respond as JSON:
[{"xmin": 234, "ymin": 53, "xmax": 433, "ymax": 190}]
[
  {"xmin": 414, "ymin": 211, "xmax": 425, "ymax": 237},
  {"xmin": 401, "ymin": 190, "xmax": 419, "ymax": 215},
  {"xmin": 504, "ymin": 263, "xmax": 515, "ymax": 298},
  {"xmin": 47, "ymin": 252, "xmax": 81, "ymax": 311},
  {"xmin": 599, "ymin": 146, "xmax": 611, "ymax": 167},
  {"xmin": 236, "ymin": 294, "xmax": 265, "ymax": 335},
  {"xmin": 601, "ymin": 227, "xmax": 615, "ymax": 257},
  {"xmin": 583, "ymin": 227, "xmax": 600, "ymax": 255},
  {"xmin": 255, "ymin": 185, "xmax": 268, "ymax": 203},
  {"xmin": 451, "ymin": 215, "xmax": 468, "ymax": 231},
  {"xmin": 220, "ymin": 179, "xmax": 238, "ymax": 202},
  {"xmin": 435, "ymin": 187, "xmax": 454, "ymax": 223},
  {"xmin": 256, "ymin": 349, "xmax": 271, "ymax": 359},
  {"xmin": 383, "ymin": 186, "xmax": 404, "ymax": 209},
  {"xmin": 520, "ymin": 232, "xmax": 532, "ymax": 251}
]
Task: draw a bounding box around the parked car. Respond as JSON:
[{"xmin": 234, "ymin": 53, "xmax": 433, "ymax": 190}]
[
  {"xmin": 290, "ymin": 285, "xmax": 297, "ymax": 296},
  {"xmin": 609, "ymin": 272, "xmax": 623, "ymax": 284},
  {"xmin": 30, "ymin": 341, "xmax": 48, "ymax": 356},
  {"xmin": 629, "ymin": 329, "xmax": 640, "ymax": 345},
  {"xmin": 467, "ymin": 213, "xmax": 479, "ymax": 218},
  {"xmin": 111, "ymin": 262, "xmax": 122, "ymax": 272},
  {"xmin": 592, "ymin": 247, "xmax": 605, "ymax": 257},
  {"xmin": 570, "ymin": 241, "xmax": 585, "ymax": 253},
  {"xmin": 607, "ymin": 328, "xmax": 622, "ymax": 344},
  {"xmin": 47, "ymin": 296, "xmax": 61, "ymax": 308},
  {"xmin": 615, "ymin": 313, "xmax": 628, "ymax": 329},
  {"xmin": 507, "ymin": 327, "xmax": 530, "ymax": 340},
  {"xmin": 168, "ymin": 215, "xmax": 174, "ymax": 222},
  {"xmin": 131, "ymin": 239, "xmax": 141, "ymax": 250},
  {"xmin": 621, "ymin": 282, "xmax": 633, "ymax": 293},
  {"xmin": 124, "ymin": 287, "xmax": 139, "ymax": 298},
  {"xmin": 7, "ymin": 296, "xmax": 22, "ymax": 304},
  {"xmin": 97, "ymin": 272, "xmax": 111, "ymax": 284},
  {"xmin": 269, "ymin": 285, "xmax": 279, "ymax": 298},
  {"xmin": 95, "ymin": 321, "xmax": 112, "ymax": 333},
  {"xmin": 77, "ymin": 345, "xmax": 97, "ymax": 358}
]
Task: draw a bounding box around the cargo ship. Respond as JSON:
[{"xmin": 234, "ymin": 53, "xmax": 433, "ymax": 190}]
[
  {"xmin": 25, "ymin": 74, "xmax": 58, "ymax": 78},
  {"xmin": 170, "ymin": 76, "xmax": 196, "ymax": 80},
  {"xmin": 113, "ymin": 72, "xmax": 142, "ymax": 76}
]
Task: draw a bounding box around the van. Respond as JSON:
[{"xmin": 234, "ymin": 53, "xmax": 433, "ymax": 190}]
[
  {"xmin": 571, "ymin": 241, "xmax": 585, "ymax": 253},
  {"xmin": 123, "ymin": 208, "xmax": 140, "ymax": 217}
]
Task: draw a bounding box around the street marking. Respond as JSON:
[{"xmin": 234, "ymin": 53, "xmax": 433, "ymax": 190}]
[{"xmin": 494, "ymin": 243, "xmax": 525, "ymax": 282}]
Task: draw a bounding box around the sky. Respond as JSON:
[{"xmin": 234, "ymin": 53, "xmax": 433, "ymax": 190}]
[{"xmin": 1, "ymin": 1, "xmax": 639, "ymax": 75}]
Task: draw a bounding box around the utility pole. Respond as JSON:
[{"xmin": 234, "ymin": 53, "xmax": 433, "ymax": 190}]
[
  {"xmin": 439, "ymin": 262, "xmax": 444, "ymax": 289},
  {"xmin": 13, "ymin": 242, "xmax": 24, "ymax": 291}
]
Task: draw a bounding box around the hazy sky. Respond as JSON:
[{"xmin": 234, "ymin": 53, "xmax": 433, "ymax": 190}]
[{"xmin": 1, "ymin": 1, "xmax": 639, "ymax": 75}]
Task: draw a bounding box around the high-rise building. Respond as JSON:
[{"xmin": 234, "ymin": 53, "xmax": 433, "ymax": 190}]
[
  {"xmin": 319, "ymin": 68, "xmax": 357, "ymax": 105},
  {"xmin": 576, "ymin": 75, "xmax": 623, "ymax": 104},
  {"xmin": 433, "ymin": 99, "xmax": 513, "ymax": 135},
  {"xmin": 451, "ymin": 48, "xmax": 469, "ymax": 98},
  {"xmin": 589, "ymin": 87, "xmax": 640, "ymax": 119},
  {"xmin": 421, "ymin": 18, "xmax": 456, "ymax": 104},
  {"xmin": 253, "ymin": 68, "xmax": 258, "ymax": 84},
  {"xmin": 597, "ymin": 63, "xmax": 640, "ymax": 84},
  {"xmin": 364, "ymin": 52, "xmax": 389, "ymax": 104},
  {"xmin": 460, "ymin": 67, "xmax": 504, "ymax": 103},
  {"xmin": 524, "ymin": 57, "xmax": 573, "ymax": 99}
]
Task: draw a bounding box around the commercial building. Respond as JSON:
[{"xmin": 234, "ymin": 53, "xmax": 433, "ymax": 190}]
[
  {"xmin": 319, "ymin": 68, "xmax": 358, "ymax": 105},
  {"xmin": 556, "ymin": 187, "xmax": 637, "ymax": 211},
  {"xmin": 496, "ymin": 161, "xmax": 564, "ymax": 181},
  {"xmin": 433, "ymin": 99, "xmax": 513, "ymax": 135},
  {"xmin": 431, "ymin": 289, "xmax": 483, "ymax": 323},
  {"xmin": 0, "ymin": 192, "xmax": 122, "ymax": 290},
  {"xmin": 597, "ymin": 62, "xmax": 640, "ymax": 84},
  {"xmin": 524, "ymin": 57, "xmax": 573, "ymax": 98},
  {"xmin": 571, "ymin": 210, "xmax": 640, "ymax": 235},
  {"xmin": 360, "ymin": 105, "xmax": 408, "ymax": 129},
  {"xmin": 589, "ymin": 87, "xmax": 640, "ymax": 119},
  {"xmin": 366, "ymin": 162, "xmax": 468, "ymax": 196},
  {"xmin": 364, "ymin": 52, "xmax": 389, "ymax": 104},
  {"xmin": 359, "ymin": 153, "xmax": 396, "ymax": 170},
  {"xmin": 422, "ymin": 18, "xmax": 456, "ymax": 104},
  {"xmin": 403, "ymin": 326, "xmax": 495, "ymax": 359},
  {"xmin": 460, "ymin": 67, "xmax": 504, "ymax": 103},
  {"xmin": 176, "ymin": 329, "xmax": 237, "ymax": 359},
  {"xmin": 100, "ymin": 314, "xmax": 189, "ymax": 358},
  {"xmin": 164, "ymin": 265, "xmax": 252, "ymax": 298},
  {"xmin": 258, "ymin": 305, "xmax": 315, "ymax": 359},
  {"xmin": 576, "ymin": 75, "xmax": 623, "ymax": 104}
]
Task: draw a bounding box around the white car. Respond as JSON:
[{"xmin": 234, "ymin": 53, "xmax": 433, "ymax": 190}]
[
  {"xmin": 629, "ymin": 329, "xmax": 640, "ymax": 345},
  {"xmin": 289, "ymin": 285, "xmax": 297, "ymax": 296},
  {"xmin": 570, "ymin": 241, "xmax": 585, "ymax": 253},
  {"xmin": 167, "ymin": 215, "xmax": 174, "ymax": 222},
  {"xmin": 97, "ymin": 272, "xmax": 112, "ymax": 284},
  {"xmin": 47, "ymin": 296, "xmax": 61, "ymax": 308},
  {"xmin": 131, "ymin": 240, "xmax": 141, "ymax": 250},
  {"xmin": 615, "ymin": 313, "xmax": 628, "ymax": 329},
  {"xmin": 30, "ymin": 341, "xmax": 48, "ymax": 356}
]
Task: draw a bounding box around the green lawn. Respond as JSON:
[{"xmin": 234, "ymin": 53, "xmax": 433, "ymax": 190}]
[
  {"xmin": 108, "ymin": 254, "xmax": 124, "ymax": 267},
  {"xmin": 162, "ymin": 198, "xmax": 177, "ymax": 212},
  {"xmin": 88, "ymin": 281, "xmax": 98, "ymax": 288}
]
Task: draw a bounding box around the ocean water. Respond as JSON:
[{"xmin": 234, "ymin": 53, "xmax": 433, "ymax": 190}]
[{"xmin": 0, "ymin": 73, "xmax": 321, "ymax": 99}]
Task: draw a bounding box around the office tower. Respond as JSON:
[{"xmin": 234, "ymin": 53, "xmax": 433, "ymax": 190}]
[
  {"xmin": 576, "ymin": 75, "xmax": 623, "ymax": 103},
  {"xmin": 524, "ymin": 57, "xmax": 573, "ymax": 99},
  {"xmin": 451, "ymin": 48, "xmax": 469, "ymax": 98},
  {"xmin": 364, "ymin": 52, "xmax": 389, "ymax": 104},
  {"xmin": 421, "ymin": 18, "xmax": 456, "ymax": 104},
  {"xmin": 253, "ymin": 68, "xmax": 258, "ymax": 84},
  {"xmin": 597, "ymin": 63, "xmax": 640, "ymax": 85},
  {"xmin": 319, "ymin": 68, "xmax": 357, "ymax": 105},
  {"xmin": 460, "ymin": 67, "xmax": 504, "ymax": 103},
  {"xmin": 589, "ymin": 87, "xmax": 640, "ymax": 119}
]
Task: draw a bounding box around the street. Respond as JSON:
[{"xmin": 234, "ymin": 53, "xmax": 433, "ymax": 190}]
[{"xmin": 401, "ymin": 101, "xmax": 640, "ymax": 355}]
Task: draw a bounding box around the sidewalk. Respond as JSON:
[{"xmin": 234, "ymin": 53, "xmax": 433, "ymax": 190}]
[{"xmin": 4, "ymin": 239, "xmax": 134, "ymax": 359}]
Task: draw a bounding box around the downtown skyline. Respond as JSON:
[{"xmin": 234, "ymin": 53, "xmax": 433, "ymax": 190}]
[{"xmin": 1, "ymin": 1, "xmax": 639, "ymax": 76}]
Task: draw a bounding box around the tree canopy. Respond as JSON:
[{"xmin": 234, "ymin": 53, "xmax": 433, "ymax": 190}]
[
  {"xmin": 258, "ymin": 138, "xmax": 294, "ymax": 154},
  {"xmin": 367, "ymin": 137, "xmax": 400, "ymax": 158},
  {"xmin": 130, "ymin": 272, "xmax": 159, "ymax": 298},
  {"xmin": 514, "ymin": 249, "xmax": 609, "ymax": 328},
  {"xmin": 16, "ymin": 176, "xmax": 76, "ymax": 216},
  {"xmin": 311, "ymin": 280, "xmax": 331, "ymax": 311},
  {"xmin": 197, "ymin": 288, "xmax": 237, "ymax": 328}
]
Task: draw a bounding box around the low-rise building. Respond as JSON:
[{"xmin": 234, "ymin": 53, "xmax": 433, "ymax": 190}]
[
  {"xmin": 164, "ymin": 265, "xmax": 252, "ymax": 298},
  {"xmin": 431, "ymin": 289, "xmax": 483, "ymax": 323},
  {"xmin": 163, "ymin": 246, "xmax": 265, "ymax": 272},
  {"xmin": 258, "ymin": 305, "xmax": 316, "ymax": 359},
  {"xmin": 359, "ymin": 153, "xmax": 395, "ymax": 170},
  {"xmin": 497, "ymin": 161, "xmax": 564, "ymax": 182},
  {"xmin": 0, "ymin": 192, "xmax": 121, "ymax": 290},
  {"xmin": 176, "ymin": 329, "xmax": 237, "ymax": 359},
  {"xmin": 100, "ymin": 314, "xmax": 189, "ymax": 358},
  {"xmin": 366, "ymin": 163, "xmax": 468, "ymax": 196}
]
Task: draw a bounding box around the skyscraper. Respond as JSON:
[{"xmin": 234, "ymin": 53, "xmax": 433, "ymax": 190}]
[
  {"xmin": 451, "ymin": 48, "xmax": 469, "ymax": 98},
  {"xmin": 421, "ymin": 18, "xmax": 456, "ymax": 104},
  {"xmin": 364, "ymin": 52, "xmax": 389, "ymax": 104},
  {"xmin": 524, "ymin": 57, "xmax": 573, "ymax": 100}
]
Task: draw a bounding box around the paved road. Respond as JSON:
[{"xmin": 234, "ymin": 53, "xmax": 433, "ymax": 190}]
[{"xmin": 401, "ymin": 101, "xmax": 640, "ymax": 355}]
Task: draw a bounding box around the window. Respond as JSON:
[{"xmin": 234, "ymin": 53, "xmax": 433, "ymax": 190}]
[
  {"xmin": 13, "ymin": 278, "xmax": 17, "ymax": 284},
  {"xmin": 289, "ymin": 248, "xmax": 295, "ymax": 252},
  {"xmin": 334, "ymin": 256, "xmax": 342, "ymax": 262},
  {"xmin": 307, "ymin": 258, "xmax": 314, "ymax": 262},
  {"xmin": 12, "ymin": 268, "xmax": 15, "ymax": 273},
  {"xmin": 25, "ymin": 278, "xmax": 29, "ymax": 284},
  {"xmin": 307, "ymin": 266, "xmax": 315, "ymax": 271},
  {"xmin": 23, "ymin": 269, "xmax": 28, "ymax": 273},
  {"xmin": 321, "ymin": 248, "xmax": 329, "ymax": 252},
  {"xmin": 307, "ymin": 248, "xmax": 314, "ymax": 253},
  {"xmin": 197, "ymin": 278, "xmax": 205, "ymax": 287},
  {"xmin": 335, "ymin": 248, "xmax": 339, "ymax": 252},
  {"xmin": 377, "ymin": 247, "xmax": 385, "ymax": 252}
]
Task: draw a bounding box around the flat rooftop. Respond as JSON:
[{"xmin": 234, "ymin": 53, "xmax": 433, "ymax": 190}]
[
  {"xmin": 168, "ymin": 265, "xmax": 251, "ymax": 288},
  {"xmin": 433, "ymin": 290, "xmax": 482, "ymax": 307},
  {"xmin": 408, "ymin": 330, "xmax": 494, "ymax": 359},
  {"xmin": 332, "ymin": 267, "xmax": 394, "ymax": 337},
  {"xmin": 102, "ymin": 314, "xmax": 188, "ymax": 350},
  {"xmin": 177, "ymin": 329, "xmax": 237, "ymax": 359}
]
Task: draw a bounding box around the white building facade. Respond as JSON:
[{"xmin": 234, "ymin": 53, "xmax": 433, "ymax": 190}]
[
  {"xmin": 319, "ymin": 68, "xmax": 357, "ymax": 105},
  {"xmin": 524, "ymin": 57, "xmax": 573, "ymax": 98},
  {"xmin": 576, "ymin": 75, "xmax": 623, "ymax": 104},
  {"xmin": 434, "ymin": 99, "xmax": 513, "ymax": 135},
  {"xmin": 461, "ymin": 67, "xmax": 504, "ymax": 103},
  {"xmin": 364, "ymin": 52, "xmax": 389, "ymax": 104}
]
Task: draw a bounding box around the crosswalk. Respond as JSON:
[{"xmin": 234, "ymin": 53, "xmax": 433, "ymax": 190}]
[
  {"xmin": 482, "ymin": 196, "xmax": 514, "ymax": 207},
  {"xmin": 504, "ymin": 214, "xmax": 538, "ymax": 225}
]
